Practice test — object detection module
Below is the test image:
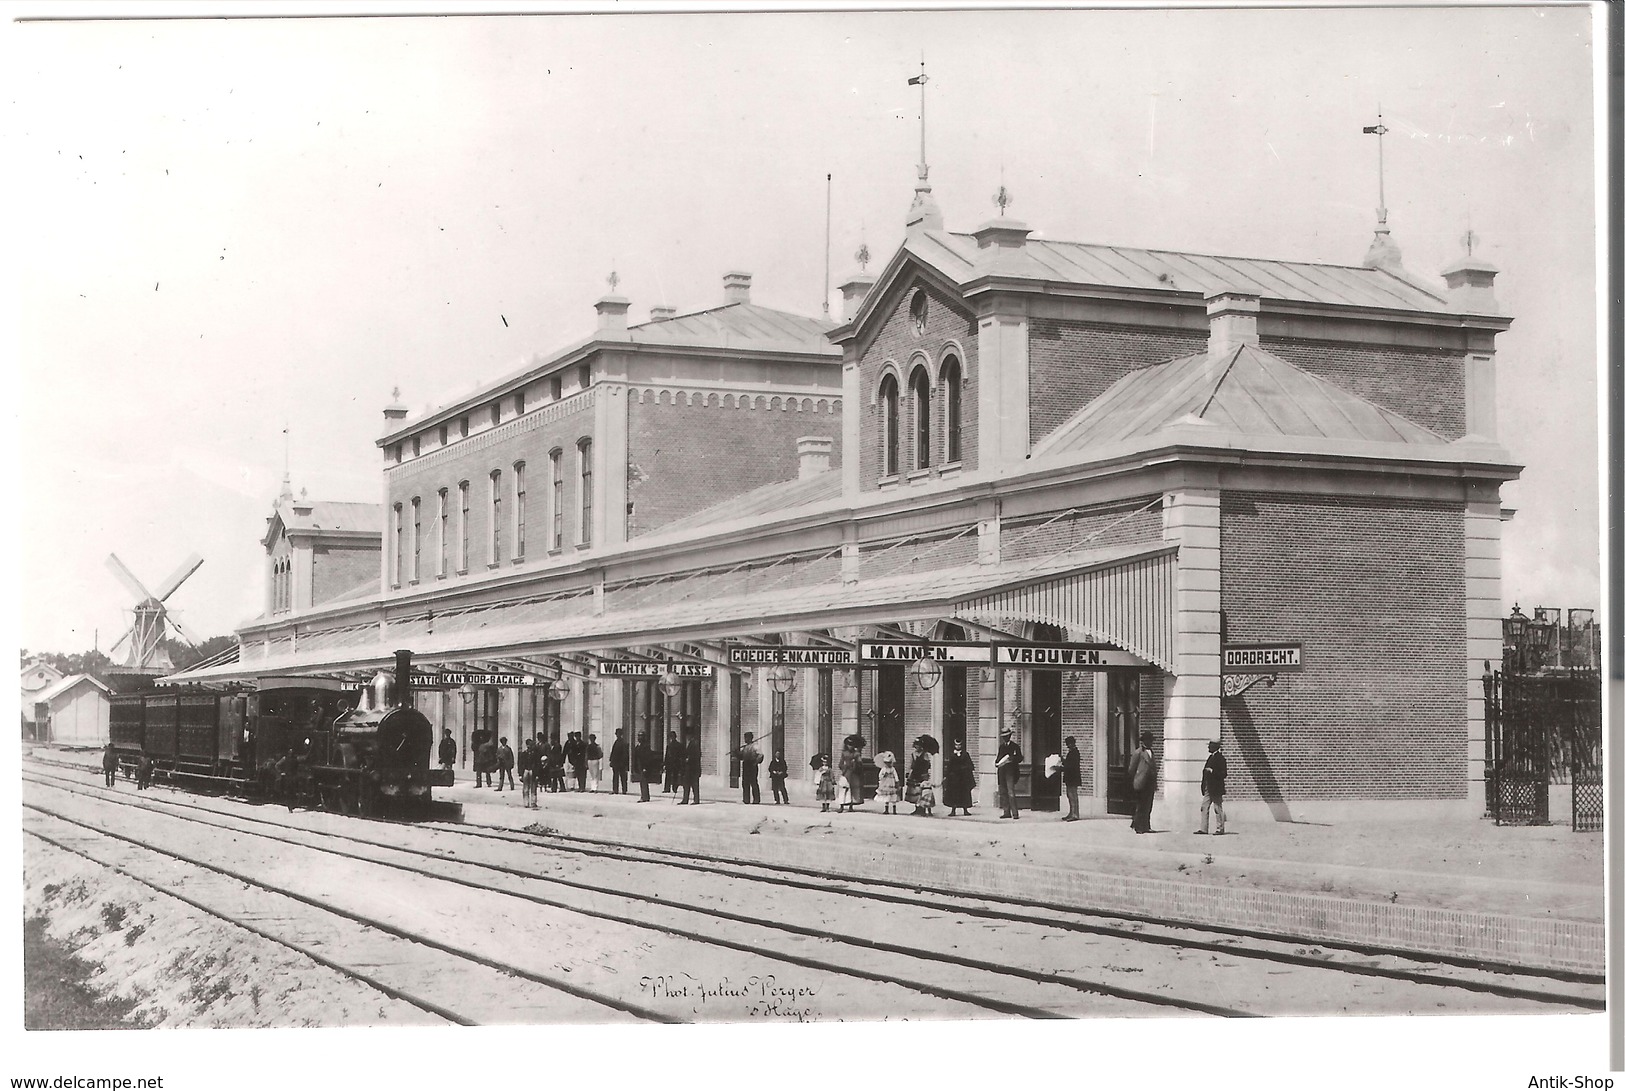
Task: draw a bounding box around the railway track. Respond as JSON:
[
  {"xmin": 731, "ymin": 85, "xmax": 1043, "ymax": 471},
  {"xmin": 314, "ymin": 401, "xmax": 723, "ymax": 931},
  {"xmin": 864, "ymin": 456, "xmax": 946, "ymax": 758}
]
[{"xmin": 22, "ymin": 762, "xmax": 1603, "ymax": 1018}]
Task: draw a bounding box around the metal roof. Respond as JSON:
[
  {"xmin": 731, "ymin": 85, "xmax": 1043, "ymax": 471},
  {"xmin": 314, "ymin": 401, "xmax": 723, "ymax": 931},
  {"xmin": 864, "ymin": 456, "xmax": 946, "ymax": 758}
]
[
  {"xmin": 277, "ymin": 500, "xmax": 384, "ymax": 535},
  {"xmin": 1032, "ymin": 343, "xmax": 1446, "ymax": 457},
  {"xmin": 911, "ymin": 229, "xmax": 1450, "ymax": 312},
  {"xmin": 652, "ymin": 470, "xmax": 843, "ymax": 536},
  {"xmin": 627, "ymin": 302, "xmax": 839, "ymax": 354}
]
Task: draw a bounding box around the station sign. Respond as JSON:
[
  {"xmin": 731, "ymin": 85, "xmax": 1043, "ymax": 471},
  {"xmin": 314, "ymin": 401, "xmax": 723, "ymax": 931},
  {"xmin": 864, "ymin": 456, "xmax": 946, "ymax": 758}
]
[
  {"xmin": 596, "ymin": 660, "xmax": 715, "ymax": 679},
  {"xmin": 728, "ymin": 645, "xmax": 858, "ymax": 667},
  {"xmin": 408, "ymin": 670, "xmax": 548, "ymax": 688},
  {"xmin": 1221, "ymin": 644, "xmax": 1304, "ymax": 674},
  {"xmin": 859, "ymin": 641, "xmax": 990, "ymax": 664},
  {"xmin": 992, "ymin": 643, "xmax": 1151, "ymax": 670}
]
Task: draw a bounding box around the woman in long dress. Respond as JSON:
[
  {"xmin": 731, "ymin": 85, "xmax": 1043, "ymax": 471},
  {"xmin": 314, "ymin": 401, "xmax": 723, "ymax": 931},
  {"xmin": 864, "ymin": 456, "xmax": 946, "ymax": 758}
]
[
  {"xmin": 837, "ymin": 741, "xmax": 864, "ymax": 812},
  {"xmin": 942, "ymin": 738, "xmax": 975, "ymax": 816}
]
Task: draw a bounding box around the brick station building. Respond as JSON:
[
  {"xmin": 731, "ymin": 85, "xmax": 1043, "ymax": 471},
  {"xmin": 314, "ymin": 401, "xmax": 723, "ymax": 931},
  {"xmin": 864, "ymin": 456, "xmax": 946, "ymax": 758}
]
[{"xmin": 170, "ymin": 176, "xmax": 1518, "ymax": 824}]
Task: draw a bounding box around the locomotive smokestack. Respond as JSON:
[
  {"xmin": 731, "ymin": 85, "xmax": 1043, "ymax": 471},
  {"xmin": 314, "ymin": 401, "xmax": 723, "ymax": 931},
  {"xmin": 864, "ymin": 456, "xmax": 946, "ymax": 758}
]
[{"xmin": 394, "ymin": 649, "xmax": 414, "ymax": 710}]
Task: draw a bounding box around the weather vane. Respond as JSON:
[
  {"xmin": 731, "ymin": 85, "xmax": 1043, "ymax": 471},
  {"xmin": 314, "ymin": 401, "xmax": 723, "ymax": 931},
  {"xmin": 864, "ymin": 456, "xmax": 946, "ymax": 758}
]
[
  {"xmin": 855, "ymin": 243, "xmax": 871, "ymax": 272},
  {"xmin": 994, "ymin": 185, "xmax": 1013, "ymax": 217},
  {"xmin": 390, "ymin": 385, "xmax": 400, "ymax": 401},
  {"xmin": 1362, "ymin": 107, "xmax": 1390, "ymax": 226},
  {"xmin": 606, "ymin": 270, "xmax": 620, "ymax": 292},
  {"xmin": 1461, "ymin": 228, "xmax": 1479, "ymax": 256}
]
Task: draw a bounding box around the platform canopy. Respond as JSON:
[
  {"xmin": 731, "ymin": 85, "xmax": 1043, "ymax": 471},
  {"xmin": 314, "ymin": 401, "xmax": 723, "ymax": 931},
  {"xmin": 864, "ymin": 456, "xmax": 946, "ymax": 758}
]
[{"xmin": 161, "ymin": 542, "xmax": 1178, "ymax": 688}]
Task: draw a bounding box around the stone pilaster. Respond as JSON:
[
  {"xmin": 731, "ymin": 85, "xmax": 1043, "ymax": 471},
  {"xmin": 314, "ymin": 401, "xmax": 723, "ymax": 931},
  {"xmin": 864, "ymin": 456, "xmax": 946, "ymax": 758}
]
[
  {"xmin": 1161, "ymin": 488, "xmax": 1223, "ymax": 824},
  {"xmin": 1464, "ymin": 497, "xmax": 1504, "ymax": 814},
  {"xmin": 975, "ymin": 312, "xmax": 1029, "ymax": 472}
]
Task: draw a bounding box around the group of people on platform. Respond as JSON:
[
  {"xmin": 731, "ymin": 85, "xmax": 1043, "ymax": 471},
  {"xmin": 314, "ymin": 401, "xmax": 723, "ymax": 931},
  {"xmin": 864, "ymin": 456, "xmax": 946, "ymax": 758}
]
[{"xmin": 429, "ymin": 721, "xmax": 1228, "ymax": 835}]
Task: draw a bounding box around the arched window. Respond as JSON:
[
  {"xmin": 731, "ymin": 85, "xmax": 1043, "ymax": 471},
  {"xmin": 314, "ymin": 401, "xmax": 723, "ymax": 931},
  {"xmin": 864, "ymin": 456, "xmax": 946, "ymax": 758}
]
[
  {"xmin": 489, "ymin": 470, "xmax": 503, "ymax": 566},
  {"xmin": 391, "ymin": 503, "xmax": 403, "ymax": 587},
  {"xmin": 410, "ymin": 496, "xmax": 421, "ymax": 582},
  {"xmin": 879, "ymin": 374, "xmax": 899, "ymax": 478},
  {"xmin": 549, "ymin": 449, "xmax": 564, "ymax": 551},
  {"xmin": 941, "ymin": 355, "xmax": 962, "ymax": 464},
  {"xmin": 909, "ymin": 365, "xmax": 931, "ymax": 471},
  {"xmin": 513, "ymin": 462, "xmax": 527, "ymax": 560},
  {"xmin": 437, "ymin": 488, "xmax": 449, "ymax": 577},
  {"xmin": 577, "ymin": 439, "xmax": 594, "ymax": 545}
]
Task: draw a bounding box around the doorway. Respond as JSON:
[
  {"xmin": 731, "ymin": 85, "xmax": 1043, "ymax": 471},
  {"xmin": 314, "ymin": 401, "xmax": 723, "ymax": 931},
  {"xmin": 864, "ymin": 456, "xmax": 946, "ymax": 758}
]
[{"xmin": 1105, "ymin": 671, "xmax": 1141, "ymax": 815}]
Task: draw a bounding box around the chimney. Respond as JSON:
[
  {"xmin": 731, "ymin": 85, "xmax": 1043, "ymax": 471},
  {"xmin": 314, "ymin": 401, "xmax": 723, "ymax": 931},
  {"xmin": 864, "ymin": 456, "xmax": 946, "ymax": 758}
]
[
  {"xmin": 722, "ymin": 271, "xmax": 752, "ymax": 305},
  {"xmin": 595, "ymin": 294, "xmax": 630, "ymax": 334},
  {"xmin": 1441, "ymin": 252, "xmax": 1499, "ymax": 313},
  {"xmin": 970, "ymin": 218, "xmax": 1032, "ymax": 250},
  {"xmin": 838, "ymin": 274, "xmax": 876, "ymax": 322},
  {"xmin": 394, "ymin": 648, "xmax": 414, "ymax": 710},
  {"xmin": 796, "ymin": 435, "xmax": 833, "ymax": 479},
  {"xmin": 649, "ymin": 304, "xmax": 677, "ymax": 322},
  {"xmin": 383, "ymin": 386, "xmax": 408, "ymax": 426},
  {"xmin": 1206, "ymin": 291, "xmax": 1261, "ymax": 356}
]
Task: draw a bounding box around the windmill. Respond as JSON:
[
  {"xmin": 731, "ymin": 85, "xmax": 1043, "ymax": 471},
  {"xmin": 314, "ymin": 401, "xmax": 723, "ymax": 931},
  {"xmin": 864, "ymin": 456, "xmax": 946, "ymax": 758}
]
[{"xmin": 105, "ymin": 553, "xmax": 204, "ymax": 681}]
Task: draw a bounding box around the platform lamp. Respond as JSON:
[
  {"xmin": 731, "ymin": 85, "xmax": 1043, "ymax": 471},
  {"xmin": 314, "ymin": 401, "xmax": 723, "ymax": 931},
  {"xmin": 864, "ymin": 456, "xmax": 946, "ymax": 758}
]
[
  {"xmin": 547, "ymin": 677, "xmax": 570, "ymax": 701},
  {"xmin": 1505, "ymin": 603, "xmax": 1529, "ymax": 672},
  {"xmin": 458, "ymin": 683, "xmax": 475, "ymax": 770},
  {"xmin": 657, "ymin": 669, "xmax": 682, "ymax": 699},
  {"xmin": 911, "ymin": 656, "xmax": 942, "ymax": 691},
  {"xmin": 767, "ymin": 664, "xmax": 797, "ymax": 694}
]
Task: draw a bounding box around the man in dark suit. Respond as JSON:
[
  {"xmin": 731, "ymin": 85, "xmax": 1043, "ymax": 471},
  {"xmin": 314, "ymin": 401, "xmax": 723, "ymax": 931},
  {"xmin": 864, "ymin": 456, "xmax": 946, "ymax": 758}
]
[
  {"xmin": 609, "ymin": 729, "xmax": 630, "ymax": 794},
  {"xmin": 735, "ymin": 731, "xmax": 763, "ymax": 804},
  {"xmin": 1128, "ymin": 731, "xmax": 1158, "ymax": 833},
  {"xmin": 679, "ymin": 732, "xmax": 703, "ymax": 805},
  {"xmin": 634, "ymin": 731, "xmax": 656, "ymax": 802},
  {"xmin": 1196, "ymin": 739, "xmax": 1227, "ymax": 835}
]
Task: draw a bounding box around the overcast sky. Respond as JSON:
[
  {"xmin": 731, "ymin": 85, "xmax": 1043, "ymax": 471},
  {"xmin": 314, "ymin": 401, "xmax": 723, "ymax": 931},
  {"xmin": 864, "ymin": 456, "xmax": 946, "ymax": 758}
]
[{"xmin": 11, "ymin": 4, "xmax": 1601, "ymax": 654}]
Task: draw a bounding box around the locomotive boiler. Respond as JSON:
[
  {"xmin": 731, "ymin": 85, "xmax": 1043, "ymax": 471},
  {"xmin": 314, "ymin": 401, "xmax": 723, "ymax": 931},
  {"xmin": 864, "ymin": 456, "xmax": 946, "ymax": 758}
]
[{"xmin": 326, "ymin": 649, "xmax": 453, "ymax": 814}]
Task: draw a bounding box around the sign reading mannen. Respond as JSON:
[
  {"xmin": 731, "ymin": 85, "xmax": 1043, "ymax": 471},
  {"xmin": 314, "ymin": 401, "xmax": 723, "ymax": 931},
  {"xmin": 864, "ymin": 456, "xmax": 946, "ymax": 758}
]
[
  {"xmin": 596, "ymin": 661, "xmax": 715, "ymax": 679},
  {"xmin": 727, "ymin": 646, "xmax": 857, "ymax": 667},
  {"xmin": 1221, "ymin": 644, "xmax": 1304, "ymax": 673},
  {"xmin": 859, "ymin": 641, "xmax": 989, "ymax": 664}
]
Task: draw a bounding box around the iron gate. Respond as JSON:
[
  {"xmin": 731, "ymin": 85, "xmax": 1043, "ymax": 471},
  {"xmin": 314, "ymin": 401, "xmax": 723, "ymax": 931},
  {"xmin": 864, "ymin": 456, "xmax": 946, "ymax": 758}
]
[{"xmin": 1482, "ymin": 666, "xmax": 1603, "ymax": 830}]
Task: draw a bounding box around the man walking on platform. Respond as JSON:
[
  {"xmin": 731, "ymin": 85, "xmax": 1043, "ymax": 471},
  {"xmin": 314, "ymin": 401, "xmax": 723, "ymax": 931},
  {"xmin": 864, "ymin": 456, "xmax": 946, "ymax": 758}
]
[
  {"xmin": 496, "ymin": 737, "xmax": 515, "ymax": 791},
  {"xmin": 735, "ymin": 732, "xmax": 763, "ymax": 804},
  {"xmin": 101, "ymin": 742, "xmax": 119, "ymax": 788},
  {"xmin": 634, "ymin": 731, "xmax": 656, "ymax": 802},
  {"xmin": 1128, "ymin": 731, "xmax": 1158, "ymax": 833},
  {"xmin": 996, "ymin": 728, "xmax": 1023, "ymax": 819},
  {"xmin": 586, "ymin": 733, "xmax": 604, "ymax": 792},
  {"xmin": 609, "ymin": 729, "xmax": 630, "ymax": 794},
  {"xmin": 679, "ymin": 732, "xmax": 702, "ymax": 805},
  {"xmin": 1196, "ymin": 740, "xmax": 1227, "ymax": 835}
]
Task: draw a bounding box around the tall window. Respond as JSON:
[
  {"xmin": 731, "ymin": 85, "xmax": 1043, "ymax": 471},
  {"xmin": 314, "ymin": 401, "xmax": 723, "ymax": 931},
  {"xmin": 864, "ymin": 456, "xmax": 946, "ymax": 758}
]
[
  {"xmin": 491, "ymin": 402, "xmax": 502, "ymax": 427},
  {"xmin": 910, "ymin": 365, "xmax": 931, "ymax": 470},
  {"xmin": 412, "ymin": 436, "xmax": 421, "ymax": 458},
  {"xmin": 439, "ymin": 424, "xmax": 449, "ymax": 447},
  {"xmin": 817, "ymin": 668, "xmax": 834, "ymax": 758},
  {"xmin": 577, "ymin": 439, "xmax": 594, "ymax": 545},
  {"xmin": 437, "ymin": 489, "xmax": 448, "ymax": 577},
  {"xmin": 459, "ymin": 416, "xmax": 469, "ymax": 438},
  {"xmin": 550, "ymin": 374, "xmax": 563, "ymax": 401},
  {"xmin": 458, "ymin": 481, "xmax": 470, "ymax": 572},
  {"xmin": 577, "ymin": 363, "xmax": 592, "ymax": 390},
  {"xmin": 514, "ymin": 462, "xmax": 527, "ymax": 559},
  {"xmin": 879, "ymin": 374, "xmax": 900, "ymax": 477},
  {"xmin": 515, "ymin": 390, "xmax": 525, "ymax": 416},
  {"xmin": 410, "ymin": 497, "xmax": 421, "ymax": 582},
  {"xmin": 489, "ymin": 470, "xmax": 503, "ymax": 565},
  {"xmin": 550, "ymin": 449, "xmax": 564, "ymax": 551},
  {"xmin": 941, "ymin": 355, "xmax": 962, "ymax": 464},
  {"xmin": 391, "ymin": 504, "xmax": 403, "ymax": 587}
]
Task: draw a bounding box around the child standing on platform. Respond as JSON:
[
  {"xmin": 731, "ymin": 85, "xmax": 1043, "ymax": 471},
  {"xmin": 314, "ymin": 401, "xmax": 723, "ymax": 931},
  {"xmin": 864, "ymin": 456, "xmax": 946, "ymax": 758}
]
[
  {"xmin": 812, "ymin": 754, "xmax": 835, "ymax": 812},
  {"xmin": 876, "ymin": 752, "xmax": 902, "ymax": 815},
  {"xmin": 768, "ymin": 750, "xmax": 789, "ymax": 804}
]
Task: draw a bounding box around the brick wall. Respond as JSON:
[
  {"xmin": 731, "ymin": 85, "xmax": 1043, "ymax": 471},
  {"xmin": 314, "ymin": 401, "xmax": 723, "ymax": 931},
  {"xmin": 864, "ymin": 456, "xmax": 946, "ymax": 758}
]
[
  {"xmin": 311, "ymin": 543, "xmax": 380, "ymax": 606},
  {"xmin": 626, "ymin": 390, "xmax": 841, "ymax": 538},
  {"xmin": 385, "ymin": 399, "xmax": 595, "ymax": 579},
  {"xmin": 1260, "ymin": 336, "xmax": 1465, "ymax": 439},
  {"xmin": 1220, "ymin": 491, "xmax": 1467, "ymax": 801},
  {"xmin": 1060, "ymin": 673, "xmax": 1095, "ymax": 792},
  {"xmin": 1028, "ymin": 320, "xmax": 1207, "ymax": 442},
  {"xmin": 857, "ymin": 277, "xmax": 979, "ymax": 488}
]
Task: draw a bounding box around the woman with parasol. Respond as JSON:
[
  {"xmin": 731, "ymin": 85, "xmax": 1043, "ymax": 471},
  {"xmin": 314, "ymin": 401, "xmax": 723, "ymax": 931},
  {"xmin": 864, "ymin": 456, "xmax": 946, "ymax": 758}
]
[
  {"xmin": 907, "ymin": 735, "xmax": 938, "ymax": 816},
  {"xmin": 837, "ymin": 733, "xmax": 866, "ymax": 811}
]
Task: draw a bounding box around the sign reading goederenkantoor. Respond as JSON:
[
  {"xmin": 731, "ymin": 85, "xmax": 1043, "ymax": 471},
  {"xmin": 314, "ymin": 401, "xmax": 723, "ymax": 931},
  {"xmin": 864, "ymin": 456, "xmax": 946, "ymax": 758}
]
[
  {"xmin": 1221, "ymin": 644, "xmax": 1304, "ymax": 673},
  {"xmin": 727, "ymin": 646, "xmax": 859, "ymax": 666}
]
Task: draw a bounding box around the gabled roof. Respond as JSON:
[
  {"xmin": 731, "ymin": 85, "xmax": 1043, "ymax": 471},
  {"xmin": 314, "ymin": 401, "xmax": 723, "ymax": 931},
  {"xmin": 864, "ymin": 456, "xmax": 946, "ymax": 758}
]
[
  {"xmin": 36, "ymin": 672, "xmax": 112, "ymax": 704},
  {"xmin": 626, "ymin": 302, "xmax": 838, "ymax": 355},
  {"xmin": 1032, "ymin": 342, "xmax": 1446, "ymax": 458},
  {"xmin": 652, "ymin": 471, "xmax": 843, "ymax": 536},
  {"xmin": 906, "ymin": 229, "xmax": 1450, "ymax": 312},
  {"xmin": 267, "ymin": 500, "xmax": 384, "ymax": 546},
  {"xmin": 21, "ymin": 659, "xmax": 64, "ymax": 683}
]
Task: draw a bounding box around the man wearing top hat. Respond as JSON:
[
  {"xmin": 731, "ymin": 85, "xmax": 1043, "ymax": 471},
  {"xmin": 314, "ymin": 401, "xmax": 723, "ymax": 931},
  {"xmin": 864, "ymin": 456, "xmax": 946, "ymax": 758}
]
[{"xmin": 995, "ymin": 727, "xmax": 1024, "ymax": 819}]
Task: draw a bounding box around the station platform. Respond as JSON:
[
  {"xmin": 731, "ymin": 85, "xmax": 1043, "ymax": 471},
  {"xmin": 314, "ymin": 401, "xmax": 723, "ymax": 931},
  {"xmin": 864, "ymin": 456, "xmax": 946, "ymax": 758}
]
[{"xmin": 438, "ymin": 770, "xmax": 1604, "ymax": 974}]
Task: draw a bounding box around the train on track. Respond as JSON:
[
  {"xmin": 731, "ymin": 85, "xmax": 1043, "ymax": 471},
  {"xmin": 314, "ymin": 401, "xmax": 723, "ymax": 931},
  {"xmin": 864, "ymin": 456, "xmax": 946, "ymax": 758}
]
[{"xmin": 107, "ymin": 650, "xmax": 452, "ymax": 816}]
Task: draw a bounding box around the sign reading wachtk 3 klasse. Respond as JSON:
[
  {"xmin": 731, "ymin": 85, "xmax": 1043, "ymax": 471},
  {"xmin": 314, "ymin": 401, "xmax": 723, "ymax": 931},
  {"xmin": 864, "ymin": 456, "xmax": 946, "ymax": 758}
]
[{"xmin": 596, "ymin": 660, "xmax": 715, "ymax": 678}]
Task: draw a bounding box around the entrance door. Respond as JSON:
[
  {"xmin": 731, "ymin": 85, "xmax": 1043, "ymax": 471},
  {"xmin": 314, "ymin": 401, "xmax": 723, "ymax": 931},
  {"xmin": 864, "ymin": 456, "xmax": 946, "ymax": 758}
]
[
  {"xmin": 1105, "ymin": 671, "xmax": 1140, "ymax": 815},
  {"xmin": 941, "ymin": 665, "xmax": 967, "ymax": 752},
  {"xmin": 1030, "ymin": 670, "xmax": 1062, "ymax": 811},
  {"xmin": 877, "ymin": 666, "xmax": 906, "ymax": 759}
]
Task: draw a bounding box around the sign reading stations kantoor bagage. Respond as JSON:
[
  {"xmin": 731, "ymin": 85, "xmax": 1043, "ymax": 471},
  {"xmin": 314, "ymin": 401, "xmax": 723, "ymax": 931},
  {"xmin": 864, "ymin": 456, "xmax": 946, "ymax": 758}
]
[
  {"xmin": 991, "ymin": 643, "xmax": 1152, "ymax": 669},
  {"xmin": 408, "ymin": 670, "xmax": 547, "ymax": 688},
  {"xmin": 596, "ymin": 660, "xmax": 715, "ymax": 678},
  {"xmin": 1221, "ymin": 644, "xmax": 1304, "ymax": 673},
  {"xmin": 727, "ymin": 646, "xmax": 858, "ymax": 666}
]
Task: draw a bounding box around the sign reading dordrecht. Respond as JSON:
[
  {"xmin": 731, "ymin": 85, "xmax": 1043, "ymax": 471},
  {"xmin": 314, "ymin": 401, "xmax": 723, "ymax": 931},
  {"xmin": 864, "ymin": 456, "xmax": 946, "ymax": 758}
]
[{"xmin": 1220, "ymin": 644, "xmax": 1305, "ymax": 673}]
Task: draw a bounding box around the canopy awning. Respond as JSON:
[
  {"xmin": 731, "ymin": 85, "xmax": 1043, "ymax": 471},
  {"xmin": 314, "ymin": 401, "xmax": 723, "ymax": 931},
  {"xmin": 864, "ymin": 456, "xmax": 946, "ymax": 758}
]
[{"xmin": 162, "ymin": 541, "xmax": 1179, "ymax": 686}]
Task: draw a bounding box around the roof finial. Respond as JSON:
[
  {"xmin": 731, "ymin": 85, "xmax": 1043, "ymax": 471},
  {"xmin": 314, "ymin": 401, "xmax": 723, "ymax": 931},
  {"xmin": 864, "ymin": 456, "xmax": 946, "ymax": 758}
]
[
  {"xmin": 606, "ymin": 269, "xmax": 620, "ymax": 293},
  {"xmin": 1360, "ymin": 106, "xmax": 1403, "ymax": 271},
  {"xmin": 904, "ymin": 55, "xmax": 943, "ymax": 235},
  {"xmin": 1461, "ymin": 227, "xmax": 1478, "ymax": 257},
  {"xmin": 993, "ymin": 177, "xmax": 1013, "ymax": 218},
  {"xmin": 1363, "ymin": 106, "xmax": 1390, "ymax": 227},
  {"xmin": 855, "ymin": 242, "xmax": 871, "ymax": 272}
]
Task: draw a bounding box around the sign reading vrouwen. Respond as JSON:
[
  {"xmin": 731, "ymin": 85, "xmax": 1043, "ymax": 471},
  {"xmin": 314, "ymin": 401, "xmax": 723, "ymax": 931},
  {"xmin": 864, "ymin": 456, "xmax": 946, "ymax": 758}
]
[
  {"xmin": 728, "ymin": 646, "xmax": 858, "ymax": 667},
  {"xmin": 1221, "ymin": 644, "xmax": 1304, "ymax": 673},
  {"xmin": 596, "ymin": 660, "xmax": 715, "ymax": 678},
  {"xmin": 992, "ymin": 643, "xmax": 1152, "ymax": 670}
]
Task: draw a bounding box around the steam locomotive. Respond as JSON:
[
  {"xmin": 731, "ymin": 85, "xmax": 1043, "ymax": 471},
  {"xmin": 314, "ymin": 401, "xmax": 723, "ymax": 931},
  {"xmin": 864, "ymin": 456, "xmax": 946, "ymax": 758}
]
[{"xmin": 107, "ymin": 649, "xmax": 451, "ymax": 816}]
